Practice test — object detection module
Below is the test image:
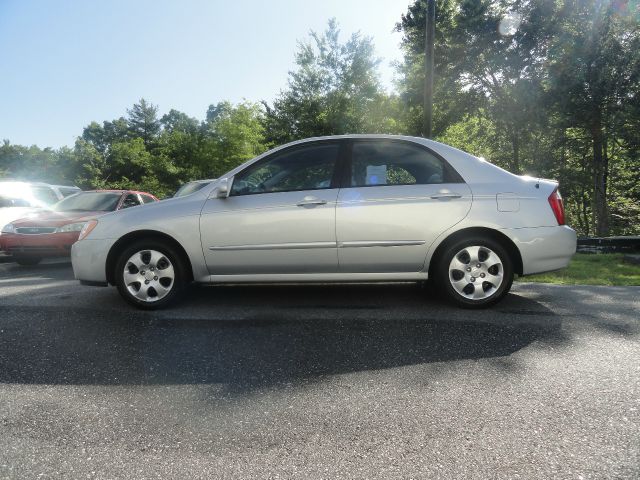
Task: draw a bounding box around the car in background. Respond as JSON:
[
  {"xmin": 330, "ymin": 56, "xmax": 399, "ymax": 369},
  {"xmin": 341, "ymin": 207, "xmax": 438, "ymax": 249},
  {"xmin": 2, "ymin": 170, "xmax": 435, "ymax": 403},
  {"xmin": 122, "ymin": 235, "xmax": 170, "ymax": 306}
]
[
  {"xmin": 0, "ymin": 181, "xmax": 81, "ymax": 233},
  {"xmin": 1, "ymin": 189, "xmax": 157, "ymax": 265},
  {"xmin": 173, "ymin": 179, "xmax": 216, "ymax": 198},
  {"xmin": 70, "ymin": 135, "xmax": 576, "ymax": 310}
]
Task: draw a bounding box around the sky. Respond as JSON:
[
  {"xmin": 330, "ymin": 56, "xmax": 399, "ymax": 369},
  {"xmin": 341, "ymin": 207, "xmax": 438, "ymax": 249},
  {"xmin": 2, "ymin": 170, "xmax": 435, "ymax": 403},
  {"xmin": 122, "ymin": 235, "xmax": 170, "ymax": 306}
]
[{"xmin": 0, "ymin": 0, "xmax": 412, "ymax": 148}]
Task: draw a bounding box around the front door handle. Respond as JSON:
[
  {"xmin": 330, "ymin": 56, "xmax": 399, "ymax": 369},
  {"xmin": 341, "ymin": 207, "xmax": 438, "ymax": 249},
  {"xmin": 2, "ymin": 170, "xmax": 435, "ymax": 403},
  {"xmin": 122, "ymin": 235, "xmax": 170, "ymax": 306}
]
[
  {"xmin": 297, "ymin": 196, "xmax": 327, "ymax": 207},
  {"xmin": 430, "ymin": 192, "xmax": 462, "ymax": 199}
]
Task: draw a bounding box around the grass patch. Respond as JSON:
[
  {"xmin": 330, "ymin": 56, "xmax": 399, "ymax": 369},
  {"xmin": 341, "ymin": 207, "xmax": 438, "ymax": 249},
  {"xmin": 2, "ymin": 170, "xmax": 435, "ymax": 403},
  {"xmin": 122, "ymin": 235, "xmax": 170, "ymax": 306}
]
[{"xmin": 518, "ymin": 253, "xmax": 640, "ymax": 286}]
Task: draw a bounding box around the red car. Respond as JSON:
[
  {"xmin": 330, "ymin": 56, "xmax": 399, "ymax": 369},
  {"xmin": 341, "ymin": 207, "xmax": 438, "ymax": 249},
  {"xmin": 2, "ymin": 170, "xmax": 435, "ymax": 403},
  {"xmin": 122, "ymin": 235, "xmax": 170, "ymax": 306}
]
[{"xmin": 0, "ymin": 190, "xmax": 158, "ymax": 265}]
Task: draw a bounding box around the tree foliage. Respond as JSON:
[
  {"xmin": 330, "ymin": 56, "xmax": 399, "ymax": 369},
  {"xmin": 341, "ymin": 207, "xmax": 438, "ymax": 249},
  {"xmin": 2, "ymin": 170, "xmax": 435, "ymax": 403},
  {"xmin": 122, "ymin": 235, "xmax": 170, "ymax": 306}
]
[
  {"xmin": 263, "ymin": 19, "xmax": 404, "ymax": 144},
  {"xmin": 397, "ymin": 0, "xmax": 640, "ymax": 235}
]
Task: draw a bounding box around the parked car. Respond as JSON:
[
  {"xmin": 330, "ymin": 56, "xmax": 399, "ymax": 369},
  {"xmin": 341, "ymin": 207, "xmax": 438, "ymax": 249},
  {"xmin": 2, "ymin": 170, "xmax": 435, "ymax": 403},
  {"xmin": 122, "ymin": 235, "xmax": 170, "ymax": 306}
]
[
  {"xmin": 1, "ymin": 189, "xmax": 158, "ymax": 265},
  {"xmin": 0, "ymin": 181, "xmax": 81, "ymax": 232},
  {"xmin": 70, "ymin": 135, "xmax": 576, "ymax": 309},
  {"xmin": 173, "ymin": 179, "xmax": 216, "ymax": 197}
]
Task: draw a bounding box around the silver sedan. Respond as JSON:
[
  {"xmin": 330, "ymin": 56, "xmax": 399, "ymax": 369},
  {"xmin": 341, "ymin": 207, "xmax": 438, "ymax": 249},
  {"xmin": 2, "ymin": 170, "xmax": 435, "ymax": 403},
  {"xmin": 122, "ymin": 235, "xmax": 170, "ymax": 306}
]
[{"xmin": 71, "ymin": 135, "xmax": 577, "ymax": 309}]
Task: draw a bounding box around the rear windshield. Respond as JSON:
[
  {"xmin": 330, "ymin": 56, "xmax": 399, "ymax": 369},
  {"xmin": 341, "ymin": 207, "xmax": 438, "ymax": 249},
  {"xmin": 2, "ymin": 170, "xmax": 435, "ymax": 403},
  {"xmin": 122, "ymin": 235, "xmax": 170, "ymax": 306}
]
[{"xmin": 53, "ymin": 192, "xmax": 121, "ymax": 212}]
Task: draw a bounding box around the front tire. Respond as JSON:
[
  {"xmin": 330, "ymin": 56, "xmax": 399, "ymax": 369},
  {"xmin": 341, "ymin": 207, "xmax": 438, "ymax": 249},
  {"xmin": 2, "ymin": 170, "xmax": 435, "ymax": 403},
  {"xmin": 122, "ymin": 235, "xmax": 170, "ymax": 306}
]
[
  {"xmin": 115, "ymin": 240, "xmax": 187, "ymax": 310},
  {"xmin": 435, "ymin": 236, "xmax": 514, "ymax": 309},
  {"xmin": 14, "ymin": 256, "xmax": 42, "ymax": 266}
]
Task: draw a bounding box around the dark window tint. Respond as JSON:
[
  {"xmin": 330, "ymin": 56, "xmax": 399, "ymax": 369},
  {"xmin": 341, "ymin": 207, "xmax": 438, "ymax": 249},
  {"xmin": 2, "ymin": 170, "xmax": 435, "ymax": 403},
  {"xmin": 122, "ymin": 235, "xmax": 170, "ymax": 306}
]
[
  {"xmin": 350, "ymin": 141, "xmax": 448, "ymax": 187},
  {"xmin": 231, "ymin": 143, "xmax": 339, "ymax": 196},
  {"xmin": 140, "ymin": 194, "xmax": 157, "ymax": 204},
  {"xmin": 121, "ymin": 194, "xmax": 141, "ymax": 209}
]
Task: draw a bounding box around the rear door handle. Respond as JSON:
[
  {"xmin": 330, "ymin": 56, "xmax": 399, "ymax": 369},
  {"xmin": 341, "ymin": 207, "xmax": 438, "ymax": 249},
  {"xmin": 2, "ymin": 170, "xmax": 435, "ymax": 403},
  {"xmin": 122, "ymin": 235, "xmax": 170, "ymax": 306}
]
[
  {"xmin": 297, "ymin": 196, "xmax": 327, "ymax": 207},
  {"xmin": 430, "ymin": 192, "xmax": 462, "ymax": 199}
]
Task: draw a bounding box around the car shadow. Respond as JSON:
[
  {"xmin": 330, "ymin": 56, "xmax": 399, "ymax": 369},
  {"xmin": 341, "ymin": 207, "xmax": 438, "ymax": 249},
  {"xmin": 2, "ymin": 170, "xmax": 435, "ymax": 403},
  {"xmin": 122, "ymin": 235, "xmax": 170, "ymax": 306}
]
[{"xmin": 0, "ymin": 283, "xmax": 562, "ymax": 391}]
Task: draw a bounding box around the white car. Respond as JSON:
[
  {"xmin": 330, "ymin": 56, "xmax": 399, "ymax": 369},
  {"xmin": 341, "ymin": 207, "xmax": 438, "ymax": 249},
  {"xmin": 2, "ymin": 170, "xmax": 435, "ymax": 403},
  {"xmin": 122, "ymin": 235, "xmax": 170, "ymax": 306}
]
[
  {"xmin": 0, "ymin": 181, "xmax": 80, "ymax": 232},
  {"xmin": 71, "ymin": 135, "xmax": 576, "ymax": 309}
]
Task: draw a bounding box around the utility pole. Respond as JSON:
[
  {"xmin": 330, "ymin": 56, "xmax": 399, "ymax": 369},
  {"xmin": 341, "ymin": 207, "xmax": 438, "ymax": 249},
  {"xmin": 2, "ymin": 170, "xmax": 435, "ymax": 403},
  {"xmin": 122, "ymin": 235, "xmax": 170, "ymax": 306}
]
[{"xmin": 423, "ymin": 0, "xmax": 435, "ymax": 138}]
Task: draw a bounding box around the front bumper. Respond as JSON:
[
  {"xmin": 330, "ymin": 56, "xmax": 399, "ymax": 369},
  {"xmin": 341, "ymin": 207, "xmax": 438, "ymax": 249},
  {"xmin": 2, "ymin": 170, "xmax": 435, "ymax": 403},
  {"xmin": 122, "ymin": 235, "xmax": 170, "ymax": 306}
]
[
  {"xmin": 71, "ymin": 238, "xmax": 113, "ymax": 284},
  {"xmin": 503, "ymin": 225, "xmax": 577, "ymax": 275},
  {"xmin": 0, "ymin": 232, "xmax": 79, "ymax": 257}
]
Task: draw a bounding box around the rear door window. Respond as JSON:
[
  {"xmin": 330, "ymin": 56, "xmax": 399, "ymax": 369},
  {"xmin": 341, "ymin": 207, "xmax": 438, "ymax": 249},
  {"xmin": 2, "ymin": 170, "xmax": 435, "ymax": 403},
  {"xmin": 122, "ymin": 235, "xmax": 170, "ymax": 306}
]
[{"xmin": 349, "ymin": 141, "xmax": 461, "ymax": 187}]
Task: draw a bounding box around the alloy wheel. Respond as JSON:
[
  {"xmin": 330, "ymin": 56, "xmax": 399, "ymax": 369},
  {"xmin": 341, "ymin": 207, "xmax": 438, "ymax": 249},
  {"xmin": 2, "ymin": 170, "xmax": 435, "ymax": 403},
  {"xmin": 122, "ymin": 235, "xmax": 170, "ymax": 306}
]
[
  {"xmin": 123, "ymin": 249, "xmax": 175, "ymax": 302},
  {"xmin": 448, "ymin": 245, "xmax": 504, "ymax": 301}
]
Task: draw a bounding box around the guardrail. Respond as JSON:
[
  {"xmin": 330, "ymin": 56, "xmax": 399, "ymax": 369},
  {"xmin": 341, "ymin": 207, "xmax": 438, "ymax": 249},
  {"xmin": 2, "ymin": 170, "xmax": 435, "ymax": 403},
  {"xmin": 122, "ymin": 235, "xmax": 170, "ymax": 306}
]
[{"xmin": 577, "ymin": 236, "xmax": 640, "ymax": 253}]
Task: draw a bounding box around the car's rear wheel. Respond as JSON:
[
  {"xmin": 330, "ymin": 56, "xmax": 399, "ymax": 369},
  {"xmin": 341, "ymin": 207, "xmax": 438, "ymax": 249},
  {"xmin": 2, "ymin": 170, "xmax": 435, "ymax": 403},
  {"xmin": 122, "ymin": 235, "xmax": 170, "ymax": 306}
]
[
  {"xmin": 14, "ymin": 256, "xmax": 42, "ymax": 266},
  {"xmin": 115, "ymin": 240, "xmax": 187, "ymax": 310},
  {"xmin": 435, "ymin": 237, "xmax": 513, "ymax": 308}
]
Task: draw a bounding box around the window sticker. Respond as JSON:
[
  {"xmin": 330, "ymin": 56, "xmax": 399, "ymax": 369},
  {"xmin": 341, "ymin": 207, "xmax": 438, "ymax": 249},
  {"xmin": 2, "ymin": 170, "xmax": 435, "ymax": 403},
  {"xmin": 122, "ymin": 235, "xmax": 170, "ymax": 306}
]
[{"xmin": 366, "ymin": 164, "xmax": 387, "ymax": 185}]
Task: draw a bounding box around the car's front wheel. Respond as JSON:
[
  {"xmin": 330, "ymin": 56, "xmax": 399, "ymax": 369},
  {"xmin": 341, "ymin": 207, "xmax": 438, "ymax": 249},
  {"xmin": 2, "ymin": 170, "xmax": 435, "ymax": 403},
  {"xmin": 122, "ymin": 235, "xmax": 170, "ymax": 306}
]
[
  {"xmin": 14, "ymin": 256, "xmax": 42, "ymax": 266},
  {"xmin": 435, "ymin": 237, "xmax": 514, "ymax": 308},
  {"xmin": 115, "ymin": 240, "xmax": 187, "ymax": 310}
]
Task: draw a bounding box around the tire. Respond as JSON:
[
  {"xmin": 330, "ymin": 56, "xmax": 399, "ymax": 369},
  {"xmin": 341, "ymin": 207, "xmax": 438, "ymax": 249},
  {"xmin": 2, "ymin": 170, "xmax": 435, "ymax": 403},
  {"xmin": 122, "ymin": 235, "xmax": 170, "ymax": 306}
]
[
  {"xmin": 114, "ymin": 239, "xmax": 188, "ymax": 310},
  {"xmin": 14, "ymin": 256, "xmax": 42, "ymax": 266},
  {"xmin": 434, "ymin": 236, "xmax": 514, "ymax": 309}
]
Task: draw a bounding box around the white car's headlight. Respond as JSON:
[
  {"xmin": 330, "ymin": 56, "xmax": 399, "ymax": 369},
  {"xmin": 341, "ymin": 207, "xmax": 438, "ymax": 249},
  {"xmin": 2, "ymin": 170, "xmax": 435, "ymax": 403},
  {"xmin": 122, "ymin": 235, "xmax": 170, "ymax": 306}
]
[
  {"xmin": 1, "ymin": 223, "xmax": 15, "ymax": 234},
  {"xmin": 56, "ymin": 222, "xmax": 86, "ymax": 233},
  {"xmin": 77, "ymin": 220, "xmax": 98, "ymax": 241}
]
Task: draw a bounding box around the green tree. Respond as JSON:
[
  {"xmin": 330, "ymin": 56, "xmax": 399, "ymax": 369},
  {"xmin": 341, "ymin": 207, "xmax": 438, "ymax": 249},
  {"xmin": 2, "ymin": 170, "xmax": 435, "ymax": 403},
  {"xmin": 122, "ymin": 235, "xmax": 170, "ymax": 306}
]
[
  {"xmin": 263, "ymin": 19, "xmax": 402, "ymax": 144},
  {"xmin": 544, "ymin": 0, "xmax": 640, "ymax": 235},
  {"xmin": 127, "ymin": 98, "xmax": 161, "ymax": 147},
  {"xmin": 397, "ymin": 0, "xmax": 640, "ymax": 236},
  {"xmin": 201, "ymin": 101, "xmax": 267, "ymax": 177}
]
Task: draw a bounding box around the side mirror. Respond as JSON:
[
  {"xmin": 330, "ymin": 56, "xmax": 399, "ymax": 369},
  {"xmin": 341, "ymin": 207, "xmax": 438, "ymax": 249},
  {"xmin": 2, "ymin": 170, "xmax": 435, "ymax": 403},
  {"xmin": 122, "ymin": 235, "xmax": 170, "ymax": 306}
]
[{"xmin": 216, "ymin": 177, "xmax": 232, "ymax": 198}]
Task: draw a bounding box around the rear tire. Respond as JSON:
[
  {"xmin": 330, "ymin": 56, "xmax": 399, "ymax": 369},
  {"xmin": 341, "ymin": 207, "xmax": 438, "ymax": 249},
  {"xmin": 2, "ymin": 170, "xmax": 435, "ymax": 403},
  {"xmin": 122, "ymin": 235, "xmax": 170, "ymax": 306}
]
[
  {"xmin": 435, "ymin": 236, "xmax": 514, "ymax": 309},
  {"xmin": 14, "ymin": 256, "xmax": 42, "ymax": 266},
  {"xmin": 114, "ymin": 239, "xmax": 188, "ymax": 310}
]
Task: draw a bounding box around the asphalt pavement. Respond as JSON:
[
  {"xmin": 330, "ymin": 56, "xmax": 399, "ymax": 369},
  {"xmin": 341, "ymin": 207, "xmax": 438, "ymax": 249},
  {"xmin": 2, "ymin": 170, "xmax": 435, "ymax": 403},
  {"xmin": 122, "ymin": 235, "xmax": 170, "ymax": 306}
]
[{"xmin": 0, "ymin": 259, "xmax": 638, "ymax": 479}]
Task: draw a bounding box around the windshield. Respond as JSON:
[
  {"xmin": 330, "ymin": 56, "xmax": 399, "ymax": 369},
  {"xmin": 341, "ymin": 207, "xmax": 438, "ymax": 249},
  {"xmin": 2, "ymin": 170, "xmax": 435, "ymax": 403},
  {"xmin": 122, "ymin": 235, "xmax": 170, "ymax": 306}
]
[
  {"xmin": 174, "ymin": 181, "xmax": 211, "ymax": 197},
  {"xmin": 52, "ymin": 192, "xmax": 121, "ymax": 212}
]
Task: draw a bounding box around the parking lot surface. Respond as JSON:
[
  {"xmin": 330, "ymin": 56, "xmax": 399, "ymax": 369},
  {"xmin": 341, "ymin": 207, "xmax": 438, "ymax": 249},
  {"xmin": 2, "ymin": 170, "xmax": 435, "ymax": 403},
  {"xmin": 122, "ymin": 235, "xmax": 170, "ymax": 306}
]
[{"xmin": 0, "ymin": 259, "xmax": 638, "ymax": 479}]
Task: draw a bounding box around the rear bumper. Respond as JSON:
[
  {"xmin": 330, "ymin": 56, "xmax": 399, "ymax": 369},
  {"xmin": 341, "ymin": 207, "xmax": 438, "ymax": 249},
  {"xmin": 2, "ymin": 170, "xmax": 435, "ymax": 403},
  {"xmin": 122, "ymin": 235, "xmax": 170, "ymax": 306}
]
[
  {"xmin": 71, "ymin": 238, "xmax": 113, "ymax": 284},
  {"xmin": 0, "ymin": 232, "xmax": 78, "ymax": 257},
  {"xmin": 502, "ymin": 225, "xmax": 577, "ymax": 275}
]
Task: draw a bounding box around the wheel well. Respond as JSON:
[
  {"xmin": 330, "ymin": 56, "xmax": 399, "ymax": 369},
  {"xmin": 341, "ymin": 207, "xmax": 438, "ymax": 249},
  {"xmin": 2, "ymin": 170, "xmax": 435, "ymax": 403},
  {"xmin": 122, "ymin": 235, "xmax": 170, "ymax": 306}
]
[
  {"xmin": 105, "ymin": 230, "xmax": 194, "ymax": 285},
  {"xmin": 428, "ymin": 227, "xmax": 523, "ymax": 277}
]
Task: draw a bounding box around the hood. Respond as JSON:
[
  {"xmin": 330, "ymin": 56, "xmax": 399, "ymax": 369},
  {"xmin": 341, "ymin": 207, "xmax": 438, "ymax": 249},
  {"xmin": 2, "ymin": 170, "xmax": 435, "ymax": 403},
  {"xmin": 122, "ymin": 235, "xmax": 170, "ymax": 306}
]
[{"xmin": 10, "ymin": 210, "xmax": 106, "ymax": 228}]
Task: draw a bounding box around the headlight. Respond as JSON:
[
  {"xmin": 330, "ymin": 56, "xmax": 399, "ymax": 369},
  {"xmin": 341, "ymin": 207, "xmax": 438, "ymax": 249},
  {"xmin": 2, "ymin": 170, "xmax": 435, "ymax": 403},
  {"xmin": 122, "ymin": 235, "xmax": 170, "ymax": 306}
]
[
  {"xmin": 77, "ymin": 219, "xmax": 98, "ymax": 241},
  {"xmin": 1, "ymin": 223, "xmax": 15, "ymax": 234},
  {"xmin": 56, "ymin": 222, "xmax": 86, "ymax": 233}
]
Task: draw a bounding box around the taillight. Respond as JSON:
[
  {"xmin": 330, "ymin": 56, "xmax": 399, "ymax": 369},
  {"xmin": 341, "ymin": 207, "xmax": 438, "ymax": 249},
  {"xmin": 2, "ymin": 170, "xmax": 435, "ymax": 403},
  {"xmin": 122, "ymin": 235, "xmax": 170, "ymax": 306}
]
[{"xmin": 548, "ymin": 188, "xmax": 565, "ymax": 225}]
